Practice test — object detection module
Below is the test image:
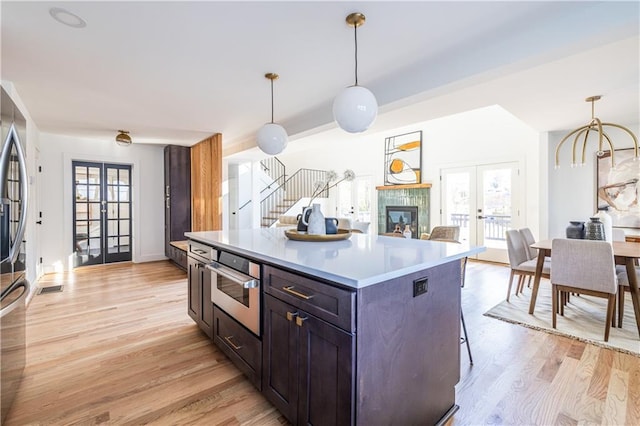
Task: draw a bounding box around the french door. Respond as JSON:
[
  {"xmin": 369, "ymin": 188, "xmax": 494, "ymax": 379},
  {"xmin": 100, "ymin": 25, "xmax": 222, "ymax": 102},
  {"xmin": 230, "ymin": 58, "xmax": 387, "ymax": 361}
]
[
  {"xmin": 72, "ymin": 161, "xmax": 132, "ymax": 267},
  {"xmin": 441, "ymin": 162, "xmax": 520, "ymax": 263},
  {"xmin": 336, "ymin": 176, "xmax": 373, "ymax": 223}
]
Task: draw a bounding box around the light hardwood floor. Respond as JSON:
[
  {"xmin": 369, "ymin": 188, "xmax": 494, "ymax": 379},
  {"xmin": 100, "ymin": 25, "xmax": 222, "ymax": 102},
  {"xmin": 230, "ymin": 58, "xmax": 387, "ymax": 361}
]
[{"xmin": 4, "ymin": 260, "xmax": 639, "ymax": 425}]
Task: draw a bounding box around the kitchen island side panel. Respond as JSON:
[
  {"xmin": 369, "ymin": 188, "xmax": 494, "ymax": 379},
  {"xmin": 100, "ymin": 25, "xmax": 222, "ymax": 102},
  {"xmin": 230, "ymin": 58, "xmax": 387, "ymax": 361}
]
[{"xmin": 355, "ymin": 259, "xmax": 461, "ymax": 425}]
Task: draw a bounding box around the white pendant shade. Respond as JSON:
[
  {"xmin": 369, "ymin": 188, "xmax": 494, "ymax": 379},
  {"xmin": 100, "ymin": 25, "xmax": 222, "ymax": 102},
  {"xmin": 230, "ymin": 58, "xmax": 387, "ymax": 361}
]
[
  {"xmin": 257, "ymin": 122, "xmax": 288, "ymax": 155},
  {"xmin": 333, "ymin": 85, "xmax": 378, "ymax": 133}
]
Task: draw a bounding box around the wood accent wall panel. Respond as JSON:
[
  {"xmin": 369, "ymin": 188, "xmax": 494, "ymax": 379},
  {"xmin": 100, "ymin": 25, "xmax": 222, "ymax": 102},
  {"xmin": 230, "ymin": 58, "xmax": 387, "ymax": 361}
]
[{"xmin": 190, "ymin": 133, "xmax": 222, "ymax": 231}]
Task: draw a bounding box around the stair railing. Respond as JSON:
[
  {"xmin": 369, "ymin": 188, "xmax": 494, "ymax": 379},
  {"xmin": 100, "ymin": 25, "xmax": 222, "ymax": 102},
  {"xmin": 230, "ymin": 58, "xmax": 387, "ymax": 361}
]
[
  {"xmin": 260, "ymin": 156, "xmax": 286, "ymax": 190},
  {"xmin": 259, "ymin": 168, "xmax": 328, "ymax": 227}
]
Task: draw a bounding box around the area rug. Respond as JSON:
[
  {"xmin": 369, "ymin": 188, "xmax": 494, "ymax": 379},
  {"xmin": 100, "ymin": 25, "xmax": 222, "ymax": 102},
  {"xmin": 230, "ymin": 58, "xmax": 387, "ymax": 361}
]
[{"xmin": 484, "ymin": 284, "xmax": 640, "ymax": 356}]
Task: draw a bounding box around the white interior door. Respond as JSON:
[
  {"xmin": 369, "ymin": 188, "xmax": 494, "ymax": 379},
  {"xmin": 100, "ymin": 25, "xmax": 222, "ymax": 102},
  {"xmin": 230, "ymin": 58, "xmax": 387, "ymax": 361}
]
[
  {"xmin": 442, "ymin": 162, "xmax": 520, "ymax": 263},
  {"xmin": 337, "ymin": 175, "xmax": 373, "ymax": 223}
]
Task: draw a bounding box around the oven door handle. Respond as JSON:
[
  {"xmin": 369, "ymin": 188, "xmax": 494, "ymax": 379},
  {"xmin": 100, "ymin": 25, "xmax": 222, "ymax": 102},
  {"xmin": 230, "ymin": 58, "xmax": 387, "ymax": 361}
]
[{"xmin": 206, "ymin": 261, "xmax": 259, "ymax": 289}]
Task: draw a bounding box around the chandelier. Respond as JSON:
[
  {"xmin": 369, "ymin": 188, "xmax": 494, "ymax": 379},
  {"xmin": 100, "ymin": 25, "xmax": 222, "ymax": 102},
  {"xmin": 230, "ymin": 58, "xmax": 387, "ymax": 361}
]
[{"xmin": 554, "ymin": 96, "xmax": 638, "ymax": 169}]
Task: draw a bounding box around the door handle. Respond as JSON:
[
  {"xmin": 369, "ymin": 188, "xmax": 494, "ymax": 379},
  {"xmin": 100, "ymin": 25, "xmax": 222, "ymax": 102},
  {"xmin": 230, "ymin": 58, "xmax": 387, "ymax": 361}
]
[
  {"xmin": 36, "ymin": 220, "xmax": 42, "ymax": 225},
  {"xmin": 223, "ymin": 335, "xmax": 243, "ymax": 350},
  {"xmin": 282, "ymin": 285, "xmax": 314, "ymax": 300},
  {"xmin": 477, "ymin": 215, "xmax": 487, "ymax": 219},
  {"xmin": 295, "ymin": 316, "xmax": 308, "ymax": 327}
]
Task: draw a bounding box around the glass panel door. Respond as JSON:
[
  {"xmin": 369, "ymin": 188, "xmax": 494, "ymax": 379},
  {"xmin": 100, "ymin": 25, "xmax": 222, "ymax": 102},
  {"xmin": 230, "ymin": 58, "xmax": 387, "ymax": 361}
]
[
  {"xmin": 477, "ymin": 163, "xmax": 518, "ymax": 263},
  {"xmin": 72, "ymin": 161, "xmax": 131, "ymax": 267},
  {"xmin": 442, "ymin": 162, "xmax": 519, "ymax": 263},
  {"xmin": 337, "ymin": 175, "xmax": 372, "ymax": 223}
]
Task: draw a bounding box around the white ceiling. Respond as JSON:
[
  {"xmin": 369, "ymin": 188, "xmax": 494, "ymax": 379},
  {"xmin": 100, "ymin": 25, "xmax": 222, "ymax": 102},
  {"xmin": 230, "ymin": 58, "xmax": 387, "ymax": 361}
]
[{"xmin": 2, "ymin": 1, "xmax": 638, "ymax": 159}]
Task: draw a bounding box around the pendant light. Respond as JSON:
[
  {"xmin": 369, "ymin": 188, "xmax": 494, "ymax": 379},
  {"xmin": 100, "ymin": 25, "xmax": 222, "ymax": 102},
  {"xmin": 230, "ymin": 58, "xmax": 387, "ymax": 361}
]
[
  {"xmin": 257, "ymin": 73, "xmax": 288, "ymax": 155},
  {"xmin": 333, "ymin": 12, "xmax": 378, "ymax": 134},
  {"xmin": 115, "ymin": 130, "xmax": 132, "ymax": 146},
  {"xmin": 554, "ymin": 96, "xmax": 638, "ymax": 169}
]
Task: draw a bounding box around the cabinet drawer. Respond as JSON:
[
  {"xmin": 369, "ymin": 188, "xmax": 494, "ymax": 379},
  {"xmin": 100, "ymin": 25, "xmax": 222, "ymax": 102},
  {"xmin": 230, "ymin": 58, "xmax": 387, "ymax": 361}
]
[
  {"xmin": 264, "ymin": 265, "xmax": 355, "ymax": 332},
  {"xmin": 175, "ymin": 248, "xmax": 187, "ymax": 270},
  {"xmin": 213, "ymin": 306, "xmax": 261, "ymax": 390}
]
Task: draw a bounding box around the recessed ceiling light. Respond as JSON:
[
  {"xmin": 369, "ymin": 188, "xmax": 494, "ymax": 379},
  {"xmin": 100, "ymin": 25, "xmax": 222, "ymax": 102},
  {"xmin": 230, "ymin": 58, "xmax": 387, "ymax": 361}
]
[{"xmin": 49, "ymin": 7, "xmax": 87, "ymax": 29}]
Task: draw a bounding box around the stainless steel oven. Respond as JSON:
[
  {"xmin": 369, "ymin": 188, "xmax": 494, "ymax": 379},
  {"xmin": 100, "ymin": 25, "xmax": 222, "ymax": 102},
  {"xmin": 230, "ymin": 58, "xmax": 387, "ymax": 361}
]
[{"xmin": 208, "ymin": 251, "xmax": 260, "ymax": 336}]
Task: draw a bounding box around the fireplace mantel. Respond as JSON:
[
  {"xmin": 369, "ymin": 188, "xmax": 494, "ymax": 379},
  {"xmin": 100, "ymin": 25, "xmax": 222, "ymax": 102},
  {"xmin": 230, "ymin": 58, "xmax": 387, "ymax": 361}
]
[{"xmin": 376, "ymin": 183, "xmax": 432, "ymax": 191}]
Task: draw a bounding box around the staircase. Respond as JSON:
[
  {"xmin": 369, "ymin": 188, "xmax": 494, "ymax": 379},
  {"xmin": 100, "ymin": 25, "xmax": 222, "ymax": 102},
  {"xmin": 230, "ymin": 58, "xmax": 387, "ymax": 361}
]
[
  {"xmin": 259, "ymin": 197, "xmax": 299, "ymax": 227},
  {"xmin": 259, "ymin": 168, "xmax": 328, "ymax": 227},
  {"xmin": 238, "ymin": 157, "xmax": 329, "ymax": 228}
]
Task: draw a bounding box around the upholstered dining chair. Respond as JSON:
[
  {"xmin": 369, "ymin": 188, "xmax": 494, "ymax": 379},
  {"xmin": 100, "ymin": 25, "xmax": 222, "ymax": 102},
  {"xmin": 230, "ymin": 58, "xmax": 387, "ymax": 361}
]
[
  {"xmin": 519, "ymin": 227, "xmax": 538, "ymax": 261},
  {"xmin": 615, "ymin": 266, "xmax": 639, "ymax": 328},
  {"xmin": 612, "ymin": 228, "xmax": 626, "ymax": 242},
  {"xmin": 418, "ymin": 227, "xmax": 472, "ymax": 364},
  {"xmin": 550, "ymin": 239, "xmax": 618, "ymax": 342},
  {"xmin": 420, "ymin": 226, "xmax": 460, "ymax": 242},
  {"xmin": 505, "ymin": 229, "xmax": 550, "ymax": 301},
  {"xmin": 518, "ymin": 227, "xmax": 540, "ymax": 291}
]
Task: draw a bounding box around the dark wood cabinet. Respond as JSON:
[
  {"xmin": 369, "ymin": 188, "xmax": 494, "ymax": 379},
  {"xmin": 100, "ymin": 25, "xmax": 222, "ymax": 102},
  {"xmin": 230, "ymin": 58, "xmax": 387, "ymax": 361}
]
[
  {"xmin": 213, "ymin": 306, "xmax": 262, "ymax": 389},
  {"xmin": 187, "ymin": 238, "xmax": 462, "ymax": 425},
  {"xmin": 263, "ymin": 293, "xmax": 354, "ymax": 426},
  {"xmin": 164, "ymin": 145, "xmax": 191, "ymax": 268},
  {"xmin": 187, "ymin": 254, "xmax": 212, "ymax": 338}
]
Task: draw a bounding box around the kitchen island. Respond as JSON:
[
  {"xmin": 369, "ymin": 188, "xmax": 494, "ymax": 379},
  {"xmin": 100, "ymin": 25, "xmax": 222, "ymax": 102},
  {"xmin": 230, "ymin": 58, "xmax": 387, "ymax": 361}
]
[{"xmin": 185, "ymin": 228, "xmax": 484, "ymax": 426}]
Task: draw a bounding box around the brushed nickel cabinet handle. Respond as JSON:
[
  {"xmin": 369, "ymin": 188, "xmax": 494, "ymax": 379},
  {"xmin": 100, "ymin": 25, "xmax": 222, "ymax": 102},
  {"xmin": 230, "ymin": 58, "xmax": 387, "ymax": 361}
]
[
  {"xmin": 224, "ymin": 335, "xmax": 242, "ymax": 350},
  {"xmin": 295, "ymin": 316, "xmax": 308, "ymax": 327},
  {"xmin": 282, "ymin": 285, "xmax": 314, "ymax": 300},
  {"xmin": 286, "ymin": 311, "xmax": 298, "ymax": 322}
]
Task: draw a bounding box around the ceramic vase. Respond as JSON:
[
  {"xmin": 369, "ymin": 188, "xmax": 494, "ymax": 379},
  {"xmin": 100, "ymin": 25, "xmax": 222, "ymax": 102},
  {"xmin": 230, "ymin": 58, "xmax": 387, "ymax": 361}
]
[
  {"xmin": 565, "ymin": 221, "xmax": 585, "ymax": 239},
  {"xmin": 594, "ymin": 207, "xmax": 613, "ymax": 242},
  {"xmin": 296, "ymin": 207, "xmax": 310, "ymax": 233},
  {"xmin": 584, "ymin": 217, "xmax": 605, "ymax": 241},
  {"xmin": 303, "ymin": 204, "xmax": 326, "ymax": 235}
]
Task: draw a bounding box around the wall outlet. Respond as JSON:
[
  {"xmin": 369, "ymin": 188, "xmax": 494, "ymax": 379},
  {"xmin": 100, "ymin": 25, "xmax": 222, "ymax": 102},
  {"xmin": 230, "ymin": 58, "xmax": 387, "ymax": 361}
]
[{"xmin": 413, "ymin": 277, "xmax": 428, "ymax": 297}]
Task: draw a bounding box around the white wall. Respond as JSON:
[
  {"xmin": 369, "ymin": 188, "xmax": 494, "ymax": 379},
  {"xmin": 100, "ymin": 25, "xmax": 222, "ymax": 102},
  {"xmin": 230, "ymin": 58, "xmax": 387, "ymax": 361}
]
[
  {"xmin": 547, "ymin": 123, "xmax": 640, "ymax": 239},
  {"xmin": 39, "ymin": 133, "xmax": 165, "ymax": 272},
  {"xmin": 275, "ymin": 105, "xmax": 541, "ymax": 237}
]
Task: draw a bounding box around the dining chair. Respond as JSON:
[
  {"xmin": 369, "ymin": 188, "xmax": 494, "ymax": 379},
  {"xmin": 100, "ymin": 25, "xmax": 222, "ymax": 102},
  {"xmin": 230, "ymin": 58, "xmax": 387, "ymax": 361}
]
[
  {"xmin": 505, "ymin": 229, "xmax": 550, "ymax": 301},
  {"xmin": 550, "ymin": 238, "xmax": 617, "ymax": 342},
  {"xmin": 615, "ymin": 266, "xmax": 639, "ymax": 327},
  {"xmin": 612, "ymin": 228, "xmax": 626, "ymax": 242},
  {"xmin": 519, "ymin": 227, "xmax": 538, "ymax": 261},
  {"xmin": 419, "ymin": 230, "xmax": 472, "ymax": 365},
  {"xmin": 459, "ymin": 255, "xmax": 473, "ymax": 365},
  {"xmin": 518, "ymin": 227, "xmax": 540, "ymax": 291},
  {"xmin": 420, "ymin": 226, "xmax": 460, "ymax": 242}
]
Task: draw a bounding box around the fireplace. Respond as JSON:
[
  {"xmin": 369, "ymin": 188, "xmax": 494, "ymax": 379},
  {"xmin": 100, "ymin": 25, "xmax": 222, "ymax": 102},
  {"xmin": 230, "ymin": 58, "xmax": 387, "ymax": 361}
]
[
  {"xmin": 377, "ymin": 183, "xmax": 431, "ymax": 238},
  {"xmin": 385, "ymin": 206, "xmax": 418, "ymax": 238}
]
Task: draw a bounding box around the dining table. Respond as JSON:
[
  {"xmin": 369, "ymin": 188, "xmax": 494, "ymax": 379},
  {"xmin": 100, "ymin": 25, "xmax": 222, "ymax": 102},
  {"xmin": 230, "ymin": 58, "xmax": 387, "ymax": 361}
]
[{"xmin": 529, "ymin": 239, "xmax": 640, "ymax": 338}]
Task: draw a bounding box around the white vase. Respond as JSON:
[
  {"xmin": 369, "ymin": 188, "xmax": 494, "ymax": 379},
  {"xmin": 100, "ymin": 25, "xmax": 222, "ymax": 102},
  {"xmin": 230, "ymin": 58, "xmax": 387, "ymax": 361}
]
[{"xmin": 303, "ymin": 203, "xmax": 326, "ymax": 235}]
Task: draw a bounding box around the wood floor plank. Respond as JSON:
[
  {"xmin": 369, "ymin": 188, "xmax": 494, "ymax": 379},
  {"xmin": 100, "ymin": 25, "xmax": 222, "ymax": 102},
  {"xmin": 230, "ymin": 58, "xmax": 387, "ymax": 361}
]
[
  {"xmin": 601, "ymin": 368, "xmax": 628, "ymax": 425},
  {"xmin": 4, "ymin": 260, "xmax": 639, "ymax": 425},
  {"xmin": 625, "ymin": 356, "xmax": 640, "ymax": 424},
  {"xmin": 587, "ymin": 349, "xmax": 614, "ymax": 401},
  {"xmin": 560, "ymin": 344, "xmax": 604, "ymax": 425}
]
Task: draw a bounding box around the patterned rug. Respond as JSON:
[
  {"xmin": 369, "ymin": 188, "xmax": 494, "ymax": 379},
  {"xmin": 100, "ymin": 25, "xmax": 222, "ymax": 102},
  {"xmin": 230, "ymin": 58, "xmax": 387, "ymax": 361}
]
[{"xmin": 484, "ymin": 283, "xmax": 640, "ymax": 356}]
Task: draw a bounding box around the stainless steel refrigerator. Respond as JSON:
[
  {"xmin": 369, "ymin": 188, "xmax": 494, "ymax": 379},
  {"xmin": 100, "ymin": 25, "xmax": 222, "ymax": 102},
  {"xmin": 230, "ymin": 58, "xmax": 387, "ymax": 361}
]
[{"xmin": 0, "ymin": 86, "xmax": 30, "ymax": 424}]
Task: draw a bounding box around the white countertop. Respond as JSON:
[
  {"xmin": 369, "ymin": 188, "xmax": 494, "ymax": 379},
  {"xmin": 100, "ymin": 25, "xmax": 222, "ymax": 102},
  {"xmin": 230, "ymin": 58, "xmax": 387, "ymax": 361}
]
[{"xmin": 186, "ymin": 228, "xmax": 485, "ymax": 289}]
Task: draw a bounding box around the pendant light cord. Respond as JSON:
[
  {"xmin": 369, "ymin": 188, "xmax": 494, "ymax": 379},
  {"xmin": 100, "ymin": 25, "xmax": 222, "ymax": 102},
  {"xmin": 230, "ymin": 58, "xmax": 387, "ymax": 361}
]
[
  {"xmin": 353, "ymin": 24, "xmax": 359, "ymax": 86},
  {"xmin": 270, "ymin": 78, "xmax": 275, "ymax": 123}
]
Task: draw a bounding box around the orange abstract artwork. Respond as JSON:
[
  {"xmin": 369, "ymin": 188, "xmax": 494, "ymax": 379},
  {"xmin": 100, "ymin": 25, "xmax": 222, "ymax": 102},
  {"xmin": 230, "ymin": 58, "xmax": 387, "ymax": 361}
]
[{"xmin": 384, "ymin": 130, "xmax": 422, "ymax": 185}]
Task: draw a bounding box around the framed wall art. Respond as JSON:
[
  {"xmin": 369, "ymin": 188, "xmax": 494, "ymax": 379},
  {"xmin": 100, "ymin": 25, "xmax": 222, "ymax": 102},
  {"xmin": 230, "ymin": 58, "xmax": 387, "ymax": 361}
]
[
  {"xmin": 384, "ymin": 130, "xmax": 422, "ymax": 185},
  {"xmin": 596, "ymin": 148, "xmax": 640, "ymax": 228}
]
